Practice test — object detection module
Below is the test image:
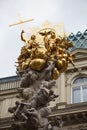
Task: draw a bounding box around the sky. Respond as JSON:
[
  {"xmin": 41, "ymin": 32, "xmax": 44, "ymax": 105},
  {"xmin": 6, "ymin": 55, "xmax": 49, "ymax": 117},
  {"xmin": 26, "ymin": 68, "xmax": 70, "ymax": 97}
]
[{"xmin": 0, "ymin": 0, "xmax": 87, "ymax": 78}]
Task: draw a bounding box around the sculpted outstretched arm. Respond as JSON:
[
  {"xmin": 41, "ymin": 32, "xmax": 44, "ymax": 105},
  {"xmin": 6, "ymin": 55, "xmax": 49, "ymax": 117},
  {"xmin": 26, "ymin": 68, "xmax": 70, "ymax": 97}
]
[{"xmin": 21, "ymin": 30, "xmax": 26, "ymax": 42}]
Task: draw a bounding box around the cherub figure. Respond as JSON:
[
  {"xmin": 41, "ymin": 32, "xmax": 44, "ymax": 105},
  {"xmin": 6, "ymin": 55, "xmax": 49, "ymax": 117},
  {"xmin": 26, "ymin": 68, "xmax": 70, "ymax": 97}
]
[
  {"xmin": 48, "ymin": 31, "xmax": 57, "ymax": 53},
  {"xmin": 39, "ymin": 31, "xmax": 51, "ymax": 50},
  {"xmin": 21, "ymin": 30, "xmax": 39, "ymax": 50}
]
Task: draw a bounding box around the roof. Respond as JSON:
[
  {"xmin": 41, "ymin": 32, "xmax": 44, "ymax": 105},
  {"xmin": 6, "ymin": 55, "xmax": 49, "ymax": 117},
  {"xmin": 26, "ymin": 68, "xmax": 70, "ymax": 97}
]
[
  {"xmin": 67, "ymin": 29, "xmax": 87, "ymax": 50},
  {"xmin": 0, "ymin": 75, "xmax": 20, "ymax": 84}
]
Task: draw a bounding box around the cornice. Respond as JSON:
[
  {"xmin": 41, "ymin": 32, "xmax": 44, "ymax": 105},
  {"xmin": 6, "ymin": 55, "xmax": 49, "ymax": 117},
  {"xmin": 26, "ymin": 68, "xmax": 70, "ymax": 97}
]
[{"xmin": 49, "ymin": 102, "xmax": 87, "ymax": 126}]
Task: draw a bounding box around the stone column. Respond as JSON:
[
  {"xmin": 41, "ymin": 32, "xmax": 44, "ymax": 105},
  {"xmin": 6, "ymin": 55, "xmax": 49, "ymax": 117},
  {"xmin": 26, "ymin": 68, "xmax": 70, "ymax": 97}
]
[
  {"xmin": 66, "ymin": 83, "xmax": 71, "ymax": 104},
  {"xmin": 59, "ymin": 73, "xmax": 66, "ymax": 103}
]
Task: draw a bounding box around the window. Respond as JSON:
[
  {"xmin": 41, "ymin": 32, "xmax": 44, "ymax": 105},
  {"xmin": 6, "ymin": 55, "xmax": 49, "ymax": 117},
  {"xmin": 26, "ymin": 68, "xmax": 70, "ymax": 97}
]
[{"xmin": 72, "ymin": 77, "xmax": 87, "ymax": 103}]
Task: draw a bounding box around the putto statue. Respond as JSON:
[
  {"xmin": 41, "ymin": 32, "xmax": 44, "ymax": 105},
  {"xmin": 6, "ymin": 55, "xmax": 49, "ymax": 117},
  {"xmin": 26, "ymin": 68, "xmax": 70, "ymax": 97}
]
[{"xmin": 8, "ymin": 25, "xmax": 74, "ymax": 130}]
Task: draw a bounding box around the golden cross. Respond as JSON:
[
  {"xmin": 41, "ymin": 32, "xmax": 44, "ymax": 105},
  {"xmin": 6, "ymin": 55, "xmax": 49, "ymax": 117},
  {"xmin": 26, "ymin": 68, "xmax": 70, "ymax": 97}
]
[
  {"xmin": 9, "ymin": 13, "xmax": 34, "ymax": 27},
  {"xmin": 9, "ymin": 14, "xmax": 34, "ymax": 44}
]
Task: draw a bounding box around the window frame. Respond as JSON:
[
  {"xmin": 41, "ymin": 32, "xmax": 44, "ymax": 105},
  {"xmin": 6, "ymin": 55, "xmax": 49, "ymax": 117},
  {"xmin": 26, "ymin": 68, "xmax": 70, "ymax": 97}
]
[{"xmin": 71, "ymin": 76, "xmax": 87, "ymax": 104}]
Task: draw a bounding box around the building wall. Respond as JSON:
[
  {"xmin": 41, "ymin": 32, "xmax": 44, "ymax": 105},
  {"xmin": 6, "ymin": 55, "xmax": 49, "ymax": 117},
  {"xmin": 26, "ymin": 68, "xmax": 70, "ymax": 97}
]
[
  {"xmin": 66, "ymin": 49, "xmax": 87, "ymax": 104},
  {"xmin": 0, "ymin": 76, "xmax": 20, "ymax": 118}
]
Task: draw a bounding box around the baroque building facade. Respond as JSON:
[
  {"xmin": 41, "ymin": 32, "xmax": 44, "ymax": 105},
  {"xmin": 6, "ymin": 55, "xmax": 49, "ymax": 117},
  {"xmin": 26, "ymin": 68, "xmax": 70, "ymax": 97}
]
[{"xmin": 0, "ymin": 30, "xmax": 87, "ymax": 130}]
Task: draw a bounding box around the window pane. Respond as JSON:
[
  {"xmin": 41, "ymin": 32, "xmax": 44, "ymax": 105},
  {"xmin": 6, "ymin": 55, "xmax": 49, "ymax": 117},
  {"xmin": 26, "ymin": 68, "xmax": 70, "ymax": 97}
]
[
  {"xmin": 83, "ymin": 77, "xmax": 87, "ymax": 82},
  {"xmin": 82, "ymin": 86, "xmax": 87, "ymax": 102},
  {"xmin": 73, "ymin": 77, "xmax": 87, "ymax": 84},
  {"xmin": 72, "ymin": 87, "xmax": 81, "ymax": 103}
]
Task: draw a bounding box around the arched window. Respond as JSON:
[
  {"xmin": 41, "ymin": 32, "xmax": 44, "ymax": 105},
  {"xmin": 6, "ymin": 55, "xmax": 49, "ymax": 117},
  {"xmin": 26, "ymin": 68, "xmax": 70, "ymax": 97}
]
[{"xmin": 72, "ymin": 77, "xmax": 87, "ymax": 103}]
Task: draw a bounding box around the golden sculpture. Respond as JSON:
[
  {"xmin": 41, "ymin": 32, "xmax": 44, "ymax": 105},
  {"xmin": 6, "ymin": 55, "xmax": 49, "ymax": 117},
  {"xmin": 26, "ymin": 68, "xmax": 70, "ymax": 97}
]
[
  {"xmin": 15, "ymin": 27, "xmax": 74, "ymax": 79},
  {"xmin": 9, "ymin": 20, "xmax": 69, "ymax": 130},
  {"xmin": 29, "ymin": 58, "xmax": 46, "ymax": 71},
  {"xmin": 53, "ymin": 67, "xmax": 60, "ymax": 80},
  {"xmin": 9, "ymin": 17, "xmax": 74, "ymax": 79}
]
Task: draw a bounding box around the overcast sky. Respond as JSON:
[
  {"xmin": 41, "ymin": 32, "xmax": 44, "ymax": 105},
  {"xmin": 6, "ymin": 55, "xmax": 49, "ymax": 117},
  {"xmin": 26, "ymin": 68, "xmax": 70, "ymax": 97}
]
[{"xmin": 0, "ymin": 0, "xmax": 87, "ymax": 78}]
